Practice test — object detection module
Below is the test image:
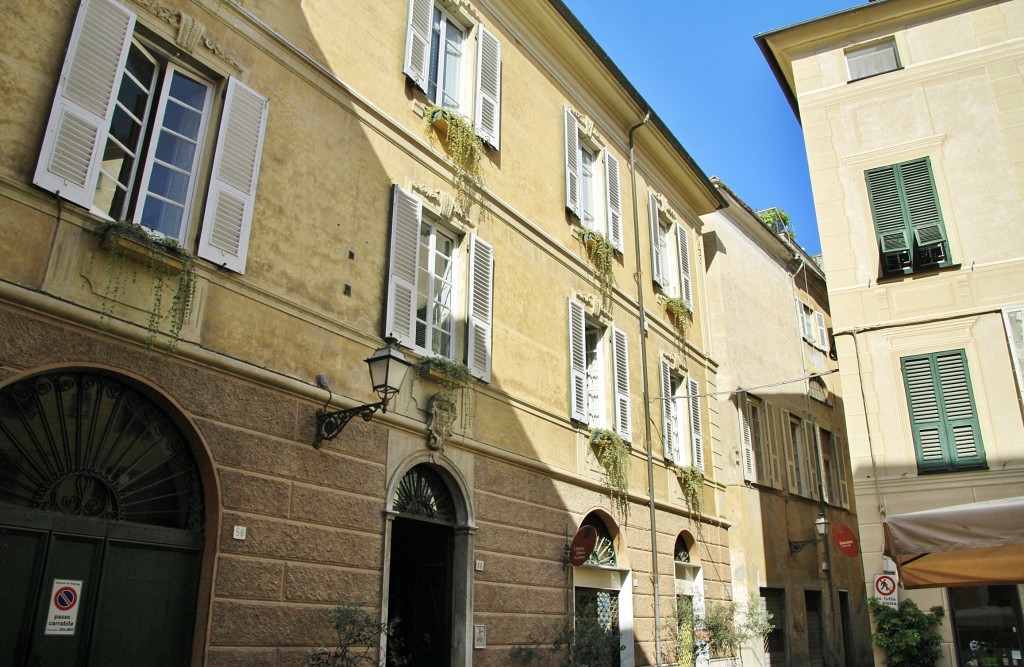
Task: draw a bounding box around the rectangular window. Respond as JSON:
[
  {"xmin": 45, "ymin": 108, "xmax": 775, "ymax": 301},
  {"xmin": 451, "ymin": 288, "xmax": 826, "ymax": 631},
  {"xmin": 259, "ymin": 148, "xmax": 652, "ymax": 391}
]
[
  {"xmin": 901, "ymin": 349, "xmax": 985, "ymax": 472},
  {"xmin": 846, "ymin": 38, "xmax": 901, "ymax": 81},
  {"xmin": 647, "ymin": 192, "xmax": 692, "ymax": 309},
  {"xmin": 866, "ymin": 157, "xmax": 950, "ymax": 277},
  {"xmin": 33, "ymin": 0, "xmax": 268, "ymax": 273},
  {"xmin": 386, "ymin": 186, "xmax": 494, "ymax": 380},
  {"xmin": 404, "ymin": 0, "xmax": 501, "ymax": 147},
  {"xmin": 1002, "ymin": 306, "xmax": 1024, "ymax": 403},
  {"xmin": 564, "ymin": 108, "xmax": 623, "ymax": 252},
  {"xmin": 660, "ymin": 358, "xmax": 684, "ymax": 466},
  {"xmin": 568, "ymin": 303, "xmax": 632, "ymax": 441}
]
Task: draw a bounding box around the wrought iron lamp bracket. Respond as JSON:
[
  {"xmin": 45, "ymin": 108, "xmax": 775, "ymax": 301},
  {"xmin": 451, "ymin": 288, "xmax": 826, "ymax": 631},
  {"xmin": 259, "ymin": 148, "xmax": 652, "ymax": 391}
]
[
  {"xmin": 314, "ymin": 400, "xmax": 386, "ymax": 448},
  {"xmin": 789, "ymin": 537, "xmax": 821, "ymax": 554}
]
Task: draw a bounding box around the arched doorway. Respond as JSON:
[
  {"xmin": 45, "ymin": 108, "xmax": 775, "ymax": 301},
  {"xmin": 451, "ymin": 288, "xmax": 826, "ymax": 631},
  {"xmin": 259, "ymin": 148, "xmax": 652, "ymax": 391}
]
[
  {"xmin": 0, "ymin": 370, "xmax": 205, "ymax": 666},
  {"xmin": 384, "ymin": 461, "xmax": 475, "ymax": 667}
]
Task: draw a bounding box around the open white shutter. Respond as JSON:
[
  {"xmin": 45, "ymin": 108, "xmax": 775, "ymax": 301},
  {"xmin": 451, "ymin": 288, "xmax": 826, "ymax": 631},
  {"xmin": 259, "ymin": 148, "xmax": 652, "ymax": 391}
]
[
  {"xmin": 740, "ymin": 401, "xmax": 755, "ymax": 483},
  {"xmin": 568, "ymin": 299, "xmax": 587, "ymax": 423},
  {"xmin": 611, "ymin": 327, "xmax": 631, "ymax": 442},
  {"xmin": 806, "ymin": 422, "xmax": 821, "ymax": 500},
  {"xmin": 403, "ymin": 0, "xmax": 432, "ymax": 91},
  {"xmin": 198, "ymin": 78, "xmax": 268, "ymax": 274},
  {"xmin": 385, "ymin": 186, "xmax": 422, "ymax": 348},
  {"xmin": 34, "ymin": 0, "xmax": 135, "ymax": 209},
  {"xmin": 474, "ymin": 25, "xmax": 501, "ymax": 148},
  {"xmin": 765, "ymin": 402, "xmax": 783, "ymax": 489},
  {"xmin": 797, "ymin": 301, "xmax": 808, "ymax": 340},
  {"xmin": 677, "ymin": 224, "xmax": 692, "ymax": 309},
  {"xmin": 660, "ymin": 358, "xmax": 678, "ymax": 463},
  {"xmin": 815, "ymin": 311, "xmax": 828, "ymax": 350},
  {"xmin": 780, "ymin": 410, "xmax": 798, "ymax": 494},
  {"xmin": 649, "ymin": 193, "xmax": 664, "ymax": 288},
  {"xmin": 564, "ymin": 108, "xmax": 580, "ymax": 216},
  {"xmin": 834, "ymin": 434, "xmax": 850, "ymax": 508},
  {"xmin": 688, "ymin": 378, "xmax": 704, "ymax": 471},
  {"xmin": 605, "ymin": 151, "xmax": 623, "ymax": 251},
  {"xmin": 466, "ymin": 235, "xmax": 493, "ymax": 382}
]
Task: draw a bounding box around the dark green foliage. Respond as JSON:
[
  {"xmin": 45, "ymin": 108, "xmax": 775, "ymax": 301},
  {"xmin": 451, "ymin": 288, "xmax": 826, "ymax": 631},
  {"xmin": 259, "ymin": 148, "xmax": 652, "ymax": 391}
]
[
  {"xmin": 868, "ymin": 597, "xmax": 945, "ymax": 667},
  {"xmin": 305, "ymin": 605, "xmax": 404, "ymax": 667}
]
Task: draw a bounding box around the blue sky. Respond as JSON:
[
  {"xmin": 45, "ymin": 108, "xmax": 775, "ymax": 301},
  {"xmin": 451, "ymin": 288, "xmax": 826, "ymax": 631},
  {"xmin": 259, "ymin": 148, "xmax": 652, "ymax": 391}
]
[{"xmin": 560, "ymin": 1, "xmax": 862, "ymax": 255}]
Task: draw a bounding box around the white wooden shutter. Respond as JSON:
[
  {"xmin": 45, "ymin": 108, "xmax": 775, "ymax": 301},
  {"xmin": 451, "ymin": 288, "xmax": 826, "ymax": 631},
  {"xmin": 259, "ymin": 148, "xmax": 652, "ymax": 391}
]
[
  {"xmin": 474, "ymin": 25, "xmax": 501, "ymax": 148},
  {"xmin": 765, "ymin": 401, "xmax": 783, "ymax": 489},
  {"xmin": 34, "ymin": 0, "xmax": 135, "ymax": 209},
  {"xmin": 605, "ymin": 151, "xmax": 623, "ymax": 251},
  {"xmin": 805, "ymin": 422, "xmax": 821, "ymax": 500},
  {"xmin": 740, "ymin": 400, "xmax": 755, "ymax": 483},
  {"xmin": 660, "ymin": 358, "xmax": 679, "ymax": 464},
  {"xmin": 403, "ymin": 0, "xmax": 432, "ymax": 91},
  {"xmin": 780, "ymin": 410, "xmax": 798, "ymax": 494},
  {"xmin": 834, "ymin": 434, "xmax": 850, "ymax": 508},
  {"xmin": 385, "ymin": 186, "xmax": 422, "ymax": 348},
  {"xmin": 568, "ymin": 299, "xmax": 587, "ymax": 423},
  {"xmin": 611, "ymin": 327, "xmax": 631, "ymax": 442},
  {"xmin": 466, "ymin": 235, "xmax": 493, "ymax": 382},
  {"xmin": 688, "ymin": 378, "xmax": 704, "ymax": 471},
  {"xmin": 797, "ymin": 301, "xmax": 808, "ymax": 340},
  {"xmin": 564, "ymin": 108, "xmax": 580, "ymax": 216},
  {"xmin": 198, "ymin": 78, "xmax": 268, "ymax": 274},
  {"xmin": 815, "ymin": 311, "xmax": 827, "ymax": 350},
  {"xmin": 677, "ymin": 224, "xmax": 692, "ymax": 309},
  {"xmin": 649, "ymin": 193, "xmax": 664, "ymax": 288}
]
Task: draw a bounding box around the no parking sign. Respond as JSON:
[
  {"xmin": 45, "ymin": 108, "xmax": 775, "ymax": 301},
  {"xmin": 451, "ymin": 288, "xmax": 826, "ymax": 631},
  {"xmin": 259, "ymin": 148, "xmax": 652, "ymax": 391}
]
[{"xmin": 45, "ymin": 579, "xmax": 82, "ymax": 635}]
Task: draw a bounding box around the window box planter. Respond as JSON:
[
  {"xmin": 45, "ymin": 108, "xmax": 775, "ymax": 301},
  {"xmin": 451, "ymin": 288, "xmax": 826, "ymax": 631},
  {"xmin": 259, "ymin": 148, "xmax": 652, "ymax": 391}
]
[{"xmin": 100, "ymin": 224, "xmax": 187, "ymax": 276}]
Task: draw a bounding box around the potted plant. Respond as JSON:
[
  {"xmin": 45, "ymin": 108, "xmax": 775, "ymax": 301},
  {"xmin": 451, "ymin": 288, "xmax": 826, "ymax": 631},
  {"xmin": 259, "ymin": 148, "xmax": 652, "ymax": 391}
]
[
  {"xmin": 575, "ymin": 228, "xmax": 615, "ymax": 298},
  {"xmin": 423, "ymin": 104, "xmax": 484, "ymax": 216},
  {"xmin": 664, "ymin": 296, "xmax": 692, "ymax": 336}
]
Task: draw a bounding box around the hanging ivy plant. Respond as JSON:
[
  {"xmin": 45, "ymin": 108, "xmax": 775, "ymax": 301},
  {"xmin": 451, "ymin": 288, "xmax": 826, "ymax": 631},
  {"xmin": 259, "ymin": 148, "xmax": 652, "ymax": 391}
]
[
  {"xmin": 664, "ymin": 297, "xmax": 692, "ymax": 337},
  {"xmin": 575, "ymin": 228, "xmax": 615, "ymax": 298},
  {"xmin": 677, "ymin": 465, "xmax": 704, "ymax": 517},
  {"xmin": 413, "ymin": 355, "xmax": 476, "ymax": 428},
  {"xmin": 590, "ymin": 428, "xmax": 630, "ymax": 521},
  {"xmin": 424, "ymin": 105, "xmax": 484, "ymax": 216},
  {"xmin": 94, "ymin": 220, "xmax": 196, "ymax": 356}
]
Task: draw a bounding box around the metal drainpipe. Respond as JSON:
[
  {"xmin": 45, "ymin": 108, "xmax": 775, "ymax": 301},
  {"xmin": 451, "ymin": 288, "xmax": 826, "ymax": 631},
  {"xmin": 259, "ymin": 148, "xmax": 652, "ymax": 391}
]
[{"xmin": 629, "ymin": 111, "xmax": 661, "ymax": 665}]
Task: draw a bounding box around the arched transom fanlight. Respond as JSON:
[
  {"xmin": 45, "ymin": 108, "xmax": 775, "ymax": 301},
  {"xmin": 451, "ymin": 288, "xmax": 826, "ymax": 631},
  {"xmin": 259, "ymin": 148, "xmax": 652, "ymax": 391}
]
[
  {"xmin": 0, "ymin": 372, "xmax": 203, "ymax": 532},
  {"xmin": 393, "ymin": 464, "xmax": 456, "ymax": 524},
  {"xmin": 582, "ymin": 513, "xmax": 617, "ymax": 567}
]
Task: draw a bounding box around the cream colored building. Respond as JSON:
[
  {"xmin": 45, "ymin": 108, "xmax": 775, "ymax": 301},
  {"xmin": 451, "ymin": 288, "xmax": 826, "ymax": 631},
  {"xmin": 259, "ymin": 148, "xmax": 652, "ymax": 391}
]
[
  {"xmin": 0, "ymin": 0, "xmax": 761, "ymax": 665},
  {"xmin": 759, "ymin": 0, "xmax": 1024, "ymax": 664},
  {"xmin": 703, "ymin": 179, "xmax": 872, "ymax": 666}
]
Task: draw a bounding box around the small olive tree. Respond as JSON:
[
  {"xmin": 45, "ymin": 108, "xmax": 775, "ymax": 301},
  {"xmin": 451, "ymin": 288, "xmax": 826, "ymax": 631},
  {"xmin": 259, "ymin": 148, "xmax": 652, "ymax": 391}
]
[{"xmin": 304, "ymin": 604, "xmax": 404, "ymax": 667}]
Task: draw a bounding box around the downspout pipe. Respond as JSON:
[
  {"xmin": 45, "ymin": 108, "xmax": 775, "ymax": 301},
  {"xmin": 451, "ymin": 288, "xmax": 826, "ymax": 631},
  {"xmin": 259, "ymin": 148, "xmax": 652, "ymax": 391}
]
[{"xmin": 629, "ymin": 110, "xmax": 662, "ymax": 666}]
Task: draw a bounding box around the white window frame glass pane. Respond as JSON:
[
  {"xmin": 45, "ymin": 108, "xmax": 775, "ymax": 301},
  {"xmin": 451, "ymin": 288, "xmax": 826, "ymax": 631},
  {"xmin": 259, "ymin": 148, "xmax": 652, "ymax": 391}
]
[
  {"xmin": 847, "ymin": 40, "xmax": 900, "ymax": 81},
  {"xmin": 1003, "ymin": 307, "xmax": 1024, "ymax": 402},
  {"xmin": 580, "ymin": 143, "xmax": 597, "ymax": 230},
  {"xmin": 428, "ymin": 6, "xmax": 465, "ymax": 111},
  {"xmin": 415, "ymin": 220, "xmax": 458, "ymax": 358},
  {"xmin": 585, "ymin": 324, "xmax": 604, "ymax": 426},
  {"xmin": 750, "ymin": 401, "xmax": 766, "ymax": 483},
  {"xmin": 132, "ymin": 63, "xmax": 213, "ymax": 241}
]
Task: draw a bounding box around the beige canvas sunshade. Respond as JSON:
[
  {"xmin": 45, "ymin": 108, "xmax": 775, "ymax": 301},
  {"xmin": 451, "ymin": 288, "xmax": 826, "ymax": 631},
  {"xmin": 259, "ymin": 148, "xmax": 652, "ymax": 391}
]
[{"xmin": 882, "ymin": 497, "xmax": 1024, "ymax": 589}]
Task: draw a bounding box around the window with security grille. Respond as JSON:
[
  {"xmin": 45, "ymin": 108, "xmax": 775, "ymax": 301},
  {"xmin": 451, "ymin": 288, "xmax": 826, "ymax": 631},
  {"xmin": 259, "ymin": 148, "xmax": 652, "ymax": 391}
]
[{"xmin": 901, "ymin": 349, "xmax": 986, "ymax": 473}]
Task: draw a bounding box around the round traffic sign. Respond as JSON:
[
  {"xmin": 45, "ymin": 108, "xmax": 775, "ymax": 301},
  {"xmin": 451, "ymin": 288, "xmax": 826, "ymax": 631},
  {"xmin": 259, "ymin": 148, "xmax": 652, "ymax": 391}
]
[
  {"xmin": 875, "ymin": 574, "xmax": 897, "ymax": 597},
  {"xmin": 54, "ymin": 586, "xmax": 78, "ymax": 611}
]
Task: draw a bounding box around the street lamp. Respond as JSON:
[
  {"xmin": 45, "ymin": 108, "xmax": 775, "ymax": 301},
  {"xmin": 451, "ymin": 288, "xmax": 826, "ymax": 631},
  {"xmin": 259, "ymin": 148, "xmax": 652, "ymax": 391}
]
[
  {"xmin": 314, "ymin": 337, "xmax": 411, "ymax": 448},
  {"xmin": 789, "ymin": 512, "xmax": 831, "ymax": 553}
]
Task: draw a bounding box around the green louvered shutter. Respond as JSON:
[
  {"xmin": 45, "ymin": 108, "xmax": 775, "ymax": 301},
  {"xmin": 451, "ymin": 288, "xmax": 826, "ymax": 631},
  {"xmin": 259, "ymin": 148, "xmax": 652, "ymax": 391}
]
[
  {"xmin": 902, "ymin": 350, "xmax": 984, "ymax": 472},
  {"xmin": 900, "ymin": 158, "xmax": 945, "ymax": 241},
  {"xmin": 866, "ymin": 165, "xmax": 910, "ymax": 254}
]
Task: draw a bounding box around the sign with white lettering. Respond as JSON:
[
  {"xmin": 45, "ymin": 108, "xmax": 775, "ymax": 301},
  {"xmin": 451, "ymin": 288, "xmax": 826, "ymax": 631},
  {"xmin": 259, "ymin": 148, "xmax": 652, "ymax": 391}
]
[{"xmin": 45, "ymin": 579, "xmax": 82, "ymax": 635}]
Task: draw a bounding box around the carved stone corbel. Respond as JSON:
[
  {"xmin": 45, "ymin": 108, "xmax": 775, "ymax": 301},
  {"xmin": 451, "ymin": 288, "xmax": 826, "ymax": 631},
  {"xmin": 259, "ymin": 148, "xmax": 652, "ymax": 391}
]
[{"xmin": 427, "ymin": 392, "xmax": 457, "ymax": 451}]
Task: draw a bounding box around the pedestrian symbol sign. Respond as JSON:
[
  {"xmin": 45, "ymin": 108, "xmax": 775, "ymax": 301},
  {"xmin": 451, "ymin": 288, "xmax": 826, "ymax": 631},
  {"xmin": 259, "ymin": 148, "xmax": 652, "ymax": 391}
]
[
  {"xmin": 45, "ymin": 579, "xmax": 82, "ymax": 635},
  {"xmin": 873, "ymin": 573, "xmax": 898, "ymax": 610}
]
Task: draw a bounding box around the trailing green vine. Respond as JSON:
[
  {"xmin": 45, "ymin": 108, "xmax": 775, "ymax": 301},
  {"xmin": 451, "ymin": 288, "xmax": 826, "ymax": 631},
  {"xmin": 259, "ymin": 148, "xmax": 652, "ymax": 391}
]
[
  {"xmin": 677, "ymin": 465, "xmax": 704, "ymax": 517},
  {"xmin": 424, "ymin": 105, "xmax": 484, "ymax": 218},
  {"xmin": 94, "ymin": 220, "xmax": 196, "ymax": 357},
  {"xmin": 664, "ymin": 296, "xmax": 691, "ymax": 338},
  {"xmin": 575, "ymin": 228, "xmax": 615, "ymax": 299},
  {"xmin": 413, "ymin": 355, "xmax": 476, "ymax": 439},
  {"xmin": 590, "ymin": 428, "xmax": 630, "ymax": 522}
]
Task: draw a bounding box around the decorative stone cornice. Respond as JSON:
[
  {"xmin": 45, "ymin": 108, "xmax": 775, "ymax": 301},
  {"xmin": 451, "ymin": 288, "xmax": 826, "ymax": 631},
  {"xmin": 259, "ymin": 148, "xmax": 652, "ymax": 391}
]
[
  {"xmin": 135, "ymin": 0, "xmax": 243, "ymax": 70},
  {"xmin": 568, "ymin": 108, "xmax": 605, "ymax": 148},
  {"xmin": 574, "ymin": 291, "xmax": 611, "ymax": 324},
  {"xmin": 410, "ymin": 181, "xmax": 474, "ymax": 231},
  {"xmin": 651, "ymin": 191, "xmax": 679, "ymax": 224},
  {"xmin": 437, "ymin": 0, "xmax": 481, "ymax": 24}
]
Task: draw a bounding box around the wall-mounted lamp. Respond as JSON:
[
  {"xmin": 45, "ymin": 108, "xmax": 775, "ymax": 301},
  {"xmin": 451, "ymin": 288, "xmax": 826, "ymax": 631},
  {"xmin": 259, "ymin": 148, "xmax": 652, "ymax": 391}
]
[
  {"xmin": 789, "ymin": 512, "xmax": 831, "ymax": 553},
  {"xmin": 314, "ymin": 337, "xmax": 411, "ymax": 448}
]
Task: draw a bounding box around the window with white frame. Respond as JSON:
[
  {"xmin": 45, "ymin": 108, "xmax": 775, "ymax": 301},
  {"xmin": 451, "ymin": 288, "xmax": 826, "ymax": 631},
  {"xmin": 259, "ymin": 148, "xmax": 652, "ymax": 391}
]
[
  {"xmin": 564, "ymin": 108, "xmax": 623, "ymax": 252},
  {"xmin": 1002, "ymin": 307, "xmax": 1024, "ymax": 401},
  {"xmin": 816, "ymin": 426, "xmax": 850, "ymax": 508},
  {"xmin": 386, "ymin": 186, "xmax": 494, "ymax": 381},
  {"xmin": 846, "ymin": 38, "xmax": 901, "ymax": 81},
  {"xmin": 740, "ymin": 397, "xmax": 767, "ymax": 485},
  {"xmin": 659, "ymin": 357, "xmax": 703, "ymax": 471},
  {"xmin": 782, "ymin": 414, "xmax": 819, "ymax": 499},
  {"xmin": 797, "ymin": 301, "xmax": 828, "ymax": 352},
  {"xmin": 403, "ymin": 0, "xmax": 502, "ymax": 147},
  {"xmin": 570, "ymin": 300, "xmax": 632, "ymax": 441},
  {"xmin": 33, "ymin": 0, "xmax": 268, "ymax": 273},
  {"xmin": 648, "ymin": 192, "xmax": 693, "ymax": 310}
]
